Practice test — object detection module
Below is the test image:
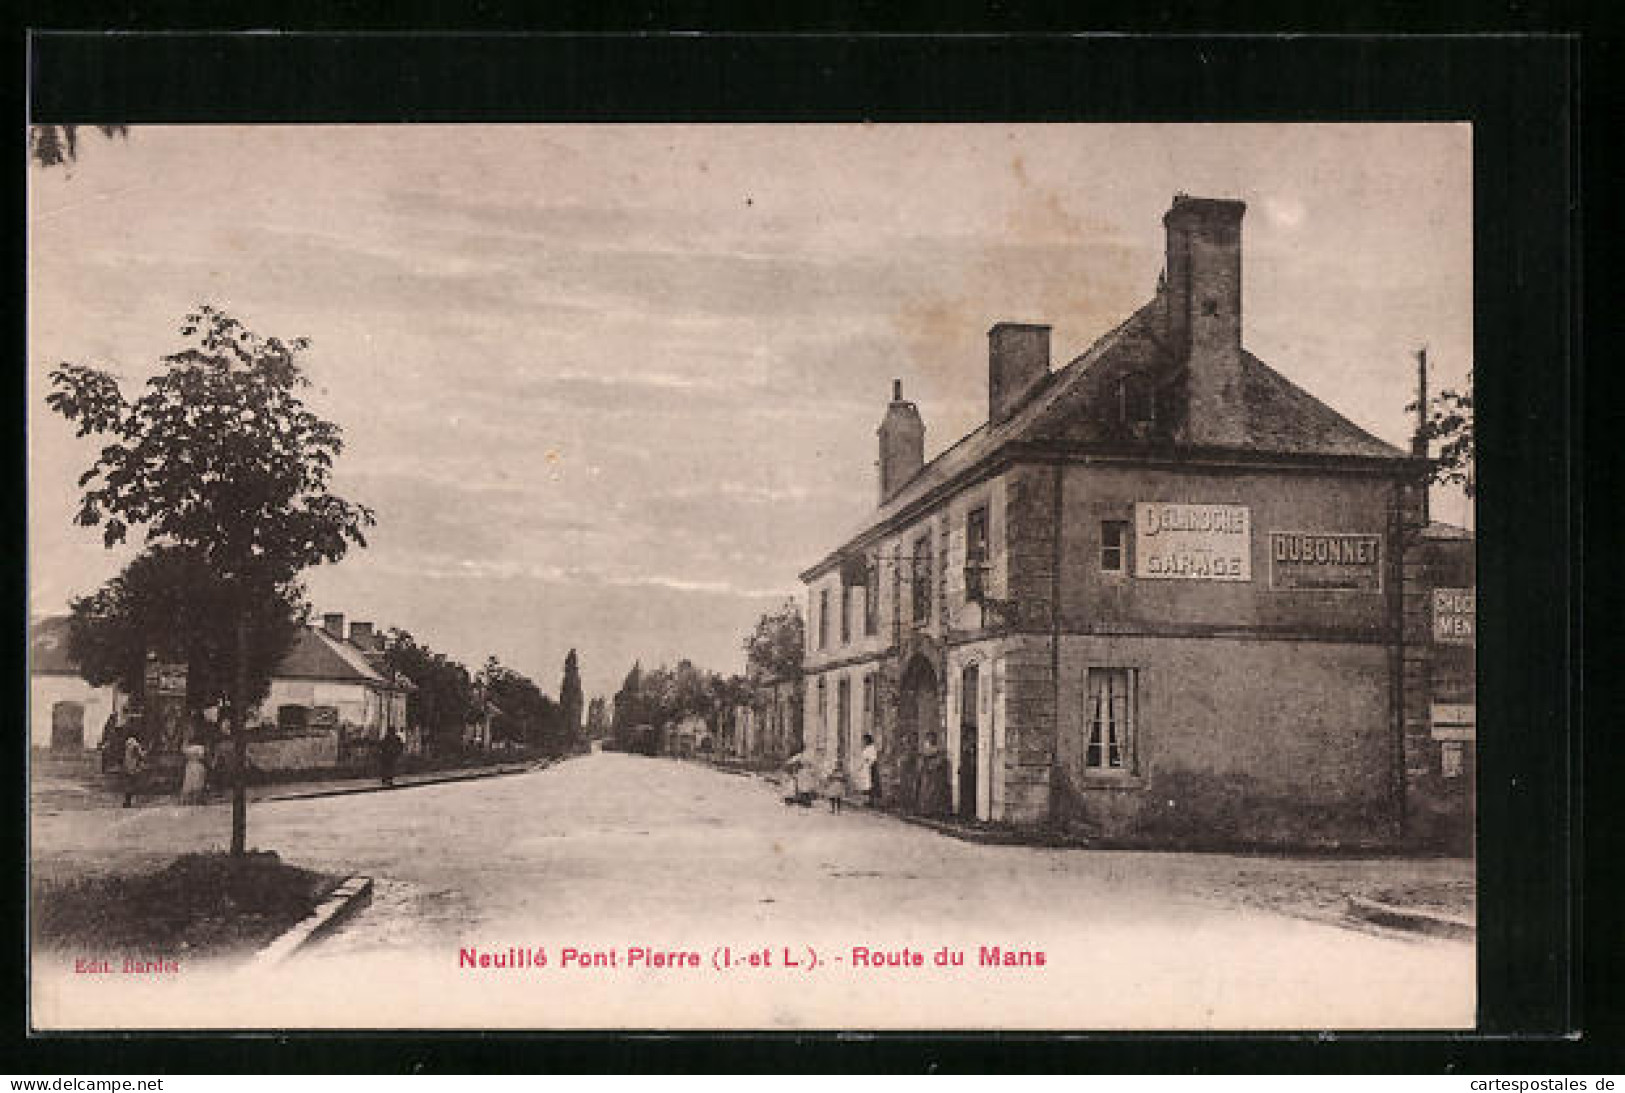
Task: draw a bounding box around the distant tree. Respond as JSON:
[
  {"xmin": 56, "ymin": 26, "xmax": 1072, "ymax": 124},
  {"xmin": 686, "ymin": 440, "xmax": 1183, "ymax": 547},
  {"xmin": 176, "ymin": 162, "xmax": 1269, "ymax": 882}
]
[
  {"xmin": 30, "ymin": 124, "xmax": 129, "ymax": 168},
  {"xmin": 68, "ymin": 544, "xmax": 306, "ymax": 720},
  {"xmin": 381, "ymin": 629, "xmax": 478, "ymax": 756},
  {"xmin": 559, "ymin": 649, "xmax": 584, "ymax": 741},
  {"xmin": 47, "ymin": 305, "xmax": 374, "ymax": 855},
  {"xmin": 744, "ymin": 599, "xmax": 805, "ymax": 681},
  {"xmin": 612, "ymin": 663, "xmax": 645, "ymax": 732},
  {"xmin": 1409, "ymin": 366, "xmax": 1474, "ymax": 499},
  {"xmin": 477, "ymin": 657, "xmax": 563, "ymax": 752},
  {"xmin": 584, "ymin": 696, "xmax": 610, "ymax": 738}
]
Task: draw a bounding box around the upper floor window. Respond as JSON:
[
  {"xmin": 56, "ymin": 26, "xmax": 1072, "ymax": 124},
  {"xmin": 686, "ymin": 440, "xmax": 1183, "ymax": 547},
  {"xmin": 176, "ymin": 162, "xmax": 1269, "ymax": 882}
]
[
  {"xmin": 840, "ymin": 584, "xmax": 852, "ymax": 645},
  {"xmin": 1101, "ymin": 520, "xmax": 1129, "ymax": 573},
  {"xmin": 818, "ymin": 588, "xmax": 830, "ymax": 649},
  {"xmin": 1119, "ymin": 372, "xmax": 1155, "ymax": 425},
  {"xmin": 965, "ymin": 506, "xmax": 990, "ymax": 601},
  {"xmin": 912, "ymin": 535, "xmax": 933, "ymax": 624},
  {"xmin": 864, "ymin": 557, "xmax": 879, "ymax": 636}
]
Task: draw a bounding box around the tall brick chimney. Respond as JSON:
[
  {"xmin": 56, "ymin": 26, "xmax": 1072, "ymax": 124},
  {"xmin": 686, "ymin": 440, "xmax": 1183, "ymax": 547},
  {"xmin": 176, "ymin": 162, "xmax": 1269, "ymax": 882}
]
[
  {"xmin": 877, "ymin": 379, "xmax": 925, "ymax": 504},
  {"xmin": 988, "ymin": 322, "xmax": 1051, "ymax": 424},
  {"xmin": 322, "ymin": 612, "xmax": 345, "ymax": 639},
  {"xmin": 349, "ymin": 621, "xmax": 374, "ymax": 650},
  {"xmin": 1163, "ymin": 195, "xmax": 1248, "ymax": 447}
]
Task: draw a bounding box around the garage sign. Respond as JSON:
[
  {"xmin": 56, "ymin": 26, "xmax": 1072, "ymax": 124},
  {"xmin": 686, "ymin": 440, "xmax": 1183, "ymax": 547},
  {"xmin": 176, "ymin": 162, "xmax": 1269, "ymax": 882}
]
[{"xmin": 1135, "ymin": 503, "xmax": 1251, "ymax": 581}]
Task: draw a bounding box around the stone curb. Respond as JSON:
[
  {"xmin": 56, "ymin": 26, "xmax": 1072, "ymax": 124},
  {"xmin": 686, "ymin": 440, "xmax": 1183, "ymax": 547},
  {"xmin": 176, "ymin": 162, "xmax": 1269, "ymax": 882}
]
[
  {"xmin": 1346, "ymin": 895, "xmax": 1475, "ymax": 939},
  {"xmin": 257, "ymin": 761, "xmax": 544, "ymax": 803},
  {"xmin": 249, "ymin": 875, "xmax": 375, "ymax": 970}
]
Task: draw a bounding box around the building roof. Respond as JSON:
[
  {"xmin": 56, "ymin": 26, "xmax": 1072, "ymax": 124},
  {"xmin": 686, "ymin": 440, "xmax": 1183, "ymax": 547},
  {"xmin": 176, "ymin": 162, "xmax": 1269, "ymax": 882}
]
[
  {"xmin": 1421, "ymin": 520, "xmax": 1474, "ymax": 541},
  {"xmin": 29, "ymin": 616, "xmax": 81, "ymax": 675},
  {"xmin": 803, "ymin": 288, "xmax": 1417, "ymax": 581},
  {"xmin": 273, "ymin": 625, "xmax": 411, "ymax": 691}
]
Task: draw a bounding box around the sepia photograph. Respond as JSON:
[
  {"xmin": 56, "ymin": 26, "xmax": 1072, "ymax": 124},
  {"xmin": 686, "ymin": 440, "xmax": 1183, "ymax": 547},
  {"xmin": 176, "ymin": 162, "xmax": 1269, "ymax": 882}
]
[{"xmin": 27, "ymin": 122, "xmax": 1477, "ymax": 1031}]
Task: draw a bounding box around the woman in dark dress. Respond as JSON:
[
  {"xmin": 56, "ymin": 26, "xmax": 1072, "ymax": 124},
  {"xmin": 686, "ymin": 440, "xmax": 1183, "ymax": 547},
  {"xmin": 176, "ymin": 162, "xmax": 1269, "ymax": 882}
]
[{"xmin": 916, "ymin": 731, "xmax": 952, "ymax": 818}]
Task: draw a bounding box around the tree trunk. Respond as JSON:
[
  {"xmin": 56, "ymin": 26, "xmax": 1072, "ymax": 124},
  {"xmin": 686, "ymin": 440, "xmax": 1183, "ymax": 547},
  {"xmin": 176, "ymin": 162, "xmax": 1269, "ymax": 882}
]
[{"xmin": 230, "ymin": 613, "xmax": 250, "ymax": 856}]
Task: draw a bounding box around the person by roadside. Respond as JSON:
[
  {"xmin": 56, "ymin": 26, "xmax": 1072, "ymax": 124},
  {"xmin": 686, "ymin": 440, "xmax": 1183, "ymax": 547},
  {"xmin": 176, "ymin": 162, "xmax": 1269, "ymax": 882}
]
[
  {"xmin": 824, "ymin": 762, "xmax": 848, "ymax": 814},
  {"xmin": 857, "ymin": 733, "xmax": 880, "ymax": 808},
  {"xmin": 379, "ymin": 726, "xmax": 404, "ymax": 788},
  {"xmin": 121, "ymin": 729, "xmax": 148, "ymax": 808},
  {"xmin": 782, "ymin": 747, "xmax": 815, "ymax": 807}
]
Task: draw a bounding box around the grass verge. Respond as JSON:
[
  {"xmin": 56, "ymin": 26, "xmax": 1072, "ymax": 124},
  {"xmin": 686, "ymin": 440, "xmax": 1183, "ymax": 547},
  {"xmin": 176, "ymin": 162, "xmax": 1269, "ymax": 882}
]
[{"xmin": 32, "ymin": 851, "xmax": 343, "ymax": 960}]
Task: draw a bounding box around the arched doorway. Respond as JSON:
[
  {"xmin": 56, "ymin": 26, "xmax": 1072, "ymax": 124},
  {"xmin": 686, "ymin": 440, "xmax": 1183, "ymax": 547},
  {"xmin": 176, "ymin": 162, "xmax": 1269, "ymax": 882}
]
[
  {"xmin": 896, "ymin": 654, "xmax": 942, "ymax": 812},
  {"xmin": 958, "ymin": 663, "xmax": 980, "ymax": 820},
  {"xmin": 50, "ymin": 701, "xmax": 85, "ymax": 751}
]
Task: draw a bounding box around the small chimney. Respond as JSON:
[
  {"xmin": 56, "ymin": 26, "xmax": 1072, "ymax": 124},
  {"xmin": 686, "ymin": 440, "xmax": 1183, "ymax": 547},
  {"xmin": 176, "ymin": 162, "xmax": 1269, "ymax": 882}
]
[
  {"xmin": 988, "ymin": 322, "xmax": 1051, "ymax": 423},
  {"xmin": 349, "ymin": 621, "xmax": 375, "ymax": 649},
  {"xmin": 1163, "ymin": 194, "xmax": 1247, "ymax": 447},
  {"xmin": 322, "ymin": 612, "xmax": 345, "ymax": 639},
  {"xmin": 877, "ymin": 379, "xmax": 925, "ymax": 504}
]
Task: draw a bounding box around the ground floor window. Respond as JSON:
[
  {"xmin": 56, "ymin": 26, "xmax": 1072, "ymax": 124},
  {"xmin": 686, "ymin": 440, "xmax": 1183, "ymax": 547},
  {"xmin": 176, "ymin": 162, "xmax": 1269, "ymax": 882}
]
[{"xmin": 1086, "ymin": 667, "xmax": 1136, "ymax": 772}]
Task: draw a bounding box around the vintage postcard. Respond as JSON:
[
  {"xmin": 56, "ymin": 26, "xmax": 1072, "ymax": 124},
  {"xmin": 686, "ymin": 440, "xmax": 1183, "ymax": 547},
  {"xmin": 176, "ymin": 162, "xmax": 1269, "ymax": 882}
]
[{"xmin": 27, "ymin": 123, "xmax": 1476, "ymax": 1030}]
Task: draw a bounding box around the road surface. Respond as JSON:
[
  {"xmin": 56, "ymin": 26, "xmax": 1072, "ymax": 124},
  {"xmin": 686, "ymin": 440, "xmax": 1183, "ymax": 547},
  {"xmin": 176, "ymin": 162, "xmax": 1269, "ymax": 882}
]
[{"xmin": 32, "ymin": 752, "xmax": 1474, "ymax": 1030}]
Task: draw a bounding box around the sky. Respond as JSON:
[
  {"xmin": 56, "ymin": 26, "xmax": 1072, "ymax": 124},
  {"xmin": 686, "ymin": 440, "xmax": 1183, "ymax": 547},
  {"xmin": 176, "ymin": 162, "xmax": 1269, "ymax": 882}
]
[{"xmin": 28, "ymin": 124, "xmax": 1472, "ymax": 700}]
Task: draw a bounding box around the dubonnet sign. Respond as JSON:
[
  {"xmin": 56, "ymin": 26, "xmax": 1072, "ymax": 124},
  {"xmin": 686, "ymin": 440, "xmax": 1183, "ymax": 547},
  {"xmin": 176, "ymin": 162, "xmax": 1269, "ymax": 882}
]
[
  {"xmin": 1134, "ymin": 503, "xmax": 1250, "ymax": 581},
  {"xmin": 1269, "ymin": 532, "xmax": 1383, "ymax": 592}
]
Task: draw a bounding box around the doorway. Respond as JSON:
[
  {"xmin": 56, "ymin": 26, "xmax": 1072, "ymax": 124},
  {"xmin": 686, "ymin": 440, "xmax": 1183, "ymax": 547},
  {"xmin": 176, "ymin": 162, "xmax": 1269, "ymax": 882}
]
[
  {"xmin": 50, "ymin": 701, "xmax": 85, "ymax": 751},
  {"xmin": 897, "ymin": 654, "xmax": 941, "ymax": 811},
  {"xmin": 958, "ymin": 665, "xmax": 980, "ymax": 820}
]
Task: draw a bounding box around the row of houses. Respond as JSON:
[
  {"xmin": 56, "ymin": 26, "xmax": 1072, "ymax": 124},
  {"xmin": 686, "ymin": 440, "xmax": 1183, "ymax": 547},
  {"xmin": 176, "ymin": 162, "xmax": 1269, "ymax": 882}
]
[
  {"xmin": 29, "ymin": 611, "xmax": 422, "ymax": 774},
  {"xmin": 722, "ymin": 193, "xmax": 1474, "ymax": 850}
]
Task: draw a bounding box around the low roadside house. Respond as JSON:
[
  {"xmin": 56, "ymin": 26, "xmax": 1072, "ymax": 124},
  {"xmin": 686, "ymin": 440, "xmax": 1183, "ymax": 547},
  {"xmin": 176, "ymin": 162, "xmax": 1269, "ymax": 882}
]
[
  {"xmin": 249, "ymin": 612, "xmax": 414, "ymax": 771},
  {"xmin": 28, "ymin": 615, "xmax": 126, "ymax": 754}
]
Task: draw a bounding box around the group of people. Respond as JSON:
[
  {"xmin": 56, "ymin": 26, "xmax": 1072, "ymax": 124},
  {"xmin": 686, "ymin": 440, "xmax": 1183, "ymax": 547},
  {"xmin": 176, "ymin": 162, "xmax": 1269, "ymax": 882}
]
[{"xmin": 782, "ymin": 730, "xmax": 951, "ymax": 817}]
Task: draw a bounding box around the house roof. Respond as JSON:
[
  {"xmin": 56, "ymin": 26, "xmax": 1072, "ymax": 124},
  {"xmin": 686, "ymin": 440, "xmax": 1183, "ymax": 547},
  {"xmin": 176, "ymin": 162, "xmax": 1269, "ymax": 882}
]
[
  {"xmin": 802, "ymin": 295, "xmax": 1416, "ymax": 581},
  {"xmin": 29, "ymin": 616, "xmax": 80, "ymax": 675},
  {"xmin": 1421, "ymin": 520, "xmax": 1474, "ymax": 541},
  {"xmin": 29, "ymin": 615, "xmax": 413, "ymax": 691},
  {"xmin": 274, "ymin": 625, "xmax": 410, "ymax": 690}
]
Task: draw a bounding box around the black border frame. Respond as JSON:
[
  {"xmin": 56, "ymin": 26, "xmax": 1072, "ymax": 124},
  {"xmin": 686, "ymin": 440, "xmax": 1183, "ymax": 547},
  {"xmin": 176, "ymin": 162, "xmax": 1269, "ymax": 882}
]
[{"xmin": 12, "ymin": 28, "xmax": 1597, "ymax": 1073}]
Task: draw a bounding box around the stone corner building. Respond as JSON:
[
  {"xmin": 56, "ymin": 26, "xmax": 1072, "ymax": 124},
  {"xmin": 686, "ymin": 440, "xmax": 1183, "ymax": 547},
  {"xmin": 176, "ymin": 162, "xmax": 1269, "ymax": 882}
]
[{"xmin": 798, "ymin": 193, "xmax": 1442, "ymax": 849}]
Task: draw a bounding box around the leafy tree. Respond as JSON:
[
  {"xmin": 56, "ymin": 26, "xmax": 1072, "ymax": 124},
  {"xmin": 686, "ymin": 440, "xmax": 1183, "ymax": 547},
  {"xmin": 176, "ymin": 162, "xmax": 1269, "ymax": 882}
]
[
  {"xmin": 744, "ymin": 599, "xmax": 805, "ymax": 681},
  {"xmin": 47, "ymin": 306, "xmax": 374, "ymax": 855},
  {"xmin": 381, "ymin": 629, "xmax": 478, "ymax": 756},
  {"xmin": 1409, "ymin": 367, "xmax": 1474, "ymax": 499},
  {"xmin": 559, "ymin": 649, "xmax": 584, "ymax": 742},
  {"xmin": 30, "ymin": 124, "xmax": 129, "ymax": 169},
  {"xmin": 584, "ymin": 696, "xmax": 610, "ymax": 738},
  {"xmin": 477, "ymin": 657, "xmax": 563, "ymax": 752},
  {"xmin": 68, "ymin": 545, "xmax": 307, "ymax": 724},
  {"xmin": 612, "ymin": 663, "xmax": 646, "ymax": 732}
]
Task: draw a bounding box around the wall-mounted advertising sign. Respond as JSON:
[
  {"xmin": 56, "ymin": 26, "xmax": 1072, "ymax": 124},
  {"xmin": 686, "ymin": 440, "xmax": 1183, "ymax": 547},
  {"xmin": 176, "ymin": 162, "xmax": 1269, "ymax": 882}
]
[
  {"xmin": 1432, "ymin": 588, "xmax": 1476, "ymax": 645},
  {"xmin": 1134, "ymin": 503, "xmax": 1250, "ymax": 581},
  {"xmin": 143, "ymin": 661, "xmax": 188, "ymax": 697},
  {"xmin": 1269, "ymin": 532, "xmax": 1383, "ymax": 592}
]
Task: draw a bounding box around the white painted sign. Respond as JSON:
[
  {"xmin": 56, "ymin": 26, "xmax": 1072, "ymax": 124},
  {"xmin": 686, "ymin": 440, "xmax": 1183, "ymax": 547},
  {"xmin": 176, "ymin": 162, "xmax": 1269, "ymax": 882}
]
[
  {"xmin": 1134, "ymin": 503, "xmax": 1251, "ymax": 581},
  {"xmin": 1430, "ymin": 703, "xmax": 1476, "ymax": 741}
]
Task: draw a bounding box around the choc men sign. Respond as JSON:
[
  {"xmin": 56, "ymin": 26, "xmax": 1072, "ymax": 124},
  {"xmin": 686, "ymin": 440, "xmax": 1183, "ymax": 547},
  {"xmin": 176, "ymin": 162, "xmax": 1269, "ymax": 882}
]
[{"xmin": 1134, "ymin": 503, "xmax": 1251, "ymax": 581}]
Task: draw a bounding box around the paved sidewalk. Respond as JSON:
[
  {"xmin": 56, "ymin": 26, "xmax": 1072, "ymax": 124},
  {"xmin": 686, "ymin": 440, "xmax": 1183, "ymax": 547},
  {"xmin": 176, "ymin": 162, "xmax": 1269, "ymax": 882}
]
[{"xmin": 29, "ymin": 757, "xmax": 553, "ymax": 814}]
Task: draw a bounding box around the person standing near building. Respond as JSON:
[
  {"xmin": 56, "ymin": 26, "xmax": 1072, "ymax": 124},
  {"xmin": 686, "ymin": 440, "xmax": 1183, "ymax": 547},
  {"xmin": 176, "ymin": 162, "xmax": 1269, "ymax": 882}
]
[
  {"xmin": 121, "ymin": 729, "xmax": 147, "ymax": 808},
  {"xmin": 783, "ymin": 746, "xmax": 814, "ymax": 807},
  {"xmin": 857, "ymin": 733, "xmax": 880, "ymax": 808},
  {"xmin": 917, "ymin": 731, "xmax": 951, "ymax": 818},
  {"xmin": 379, "ymin": 727, "xmax": 404, "ymax": 788}
]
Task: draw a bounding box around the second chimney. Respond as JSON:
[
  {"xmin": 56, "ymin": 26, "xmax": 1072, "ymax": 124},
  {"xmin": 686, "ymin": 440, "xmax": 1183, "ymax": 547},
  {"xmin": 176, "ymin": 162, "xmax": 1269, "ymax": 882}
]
[
  {"xmin": 1163, "ymin": 195, "xmax": 1247, "ymax": 447},
  {"xmin": 988, "ymin": 322, "xmax": 1051, "ymax": 424},
  {"xmin": 877, "ymin": 379, "xmax": 925, "ymax": 505},
  {"xmin": 349, "ymin": 621, "xmax": 375, "ymax": 650},
  {"xmin": 322, "ymin": 612, "xmax": 345, "ymax": 640}
]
